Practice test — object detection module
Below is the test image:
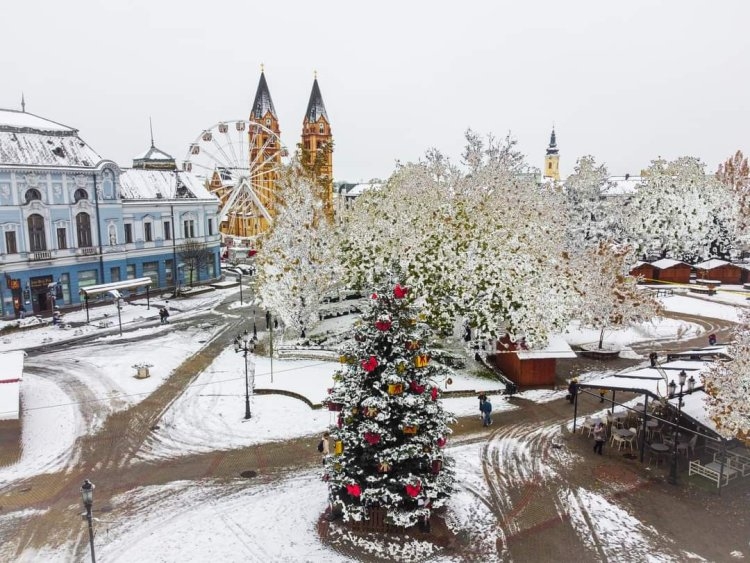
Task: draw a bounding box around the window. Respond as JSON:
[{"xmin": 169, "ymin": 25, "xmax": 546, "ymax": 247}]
[
  {"xmin": 265, "ymin": 118, "xmax": 271, "ymax": 126},
  {"xmin": 548, "ymin": 162, "xmax": 552, "ymax": 170},
  {"xmin": 77, "ymin": 270, "xmax": 98, "ymax": 290},
  {"xmin": 183, "ymin": 220, "xmax": 195, "ymax": 238},
  {"xmin": 144, "ymin": 222, "xmax": 153, "ymax": 242},
  {"xmin": 60, "ymin": 273, "xmax": 70, "ymax": 304},
  {"xmin": 74, "ymin": 189, "xmax": 88, "ymax": 202},
  {"xmin": 319, "ymin": 123, "xmax": 325, "ymax": 134},
  {"xmin": 76, "ymin": 212, "xmax": 92, "ymax": 247},
  {"xmin": 208, "ymin": 218, "xmax": 213, "ymax": 236},
  {"xmin": 110, "ymin": 267, "xmax": 121, "ymax": 283},
  {"xmin": 124, "ymin": 223, "xmax": 133, "ymax": 244},
  {"xmin": 25, "ymin": 189, "xmax": 42, "ymax": 203},
  {"xmin": 142, "ymin": 261, "xmax": 159, "ymax": 288},
  {"xmin": 27, "ymin": 214, "xmax": 47, "ymax": 251},
  {"xmin": 4, "ymin": 231, "xmax": 17, "ymax": 254},
  {"xmin": 57, "ymin": 227, "xmax": 67, "ymax": 250},
  {"xmin": 164, "ymin": 221, "xmax": 171, "ymax": 240},
  {"xmin": 165, "ymin": 259, "xmax": 174, "ymax": 285},
  {"xmin": 126, "ymin": 264, "xmax": 136, "ymax": 279}
]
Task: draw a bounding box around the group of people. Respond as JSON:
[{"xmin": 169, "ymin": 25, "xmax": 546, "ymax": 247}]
[{"xmin": 158, "ymin": 306, "xmax": 170, "ymax": 324}]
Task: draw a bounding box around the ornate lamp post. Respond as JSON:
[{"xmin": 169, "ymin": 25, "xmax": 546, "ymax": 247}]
[
  {"xmin": 80, "ymin": 479, "xmax": 96, "ymax": 563},
  {"xmin": 668, "ymin": 370, "xmax": 695, "ymax": 485},
  {"xmin": 234, "ymin": 330, "xmax": 256, "ymax": 420}
]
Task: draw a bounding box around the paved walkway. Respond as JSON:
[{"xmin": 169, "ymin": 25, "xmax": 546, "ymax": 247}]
[{"xmin": 0, "ymin": 296, "xmax": 745, "ymax": 561}]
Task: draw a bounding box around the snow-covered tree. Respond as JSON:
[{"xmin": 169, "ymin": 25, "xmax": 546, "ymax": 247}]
[
  {"xmin": 339, "ymin": 131, "xmax": 578, "ymax": 347},
  {"xmin": 716, "ymin": 150, "xmax": 750, "ymax": 231},
  {"xmin": 572, "ymin": 242, "xmax": 662, "ymax": 349},
  {"xmin": 703, "ymin": 311, "xmax": 750, "ymax": 444},
  {"xmin": 564, "ymin": 155, "xmax": 617, "ymax": 253},
  {"xmin": 324, "ymin": 276, "xmax": 454, "ymax": 527},
  {"xmin": 255, "ymin": 161, "xmax": 341, "ymax": 335},
  {"xmin": 620, "ymin": 157, "xmax": 739, "ymax": 262}
]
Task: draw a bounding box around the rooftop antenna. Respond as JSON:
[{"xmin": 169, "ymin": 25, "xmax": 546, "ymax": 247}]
[
  {"xmin": 21, "ymin": 92, "xmax": 25, "ymax": 113},
  {"xmin": 314, "ymin": 69, "xmax": 317, "ymax": 79},
  {"xmin": 149, "ymin": 117, "xmax": 154, "ymax": 147}
]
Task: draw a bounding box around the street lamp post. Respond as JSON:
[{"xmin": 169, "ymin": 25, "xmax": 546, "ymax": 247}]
[
  {"xmin": 80, "ymin": 479, "xmax": 96, "ymax": 563},
  {"xmin": 234, "ymin": 330, "xmax": 256, "ymax": 420},
  {"xmin": 266, "ymin": 310, "xmax": 274, "ymax": 383},
  {"xmin": 236, "ymin": 273, "xmax": 243, "ymax": 304},
  {"xmin": 668, "ymin": 370, "xmax": 695, "ymax": 485}
]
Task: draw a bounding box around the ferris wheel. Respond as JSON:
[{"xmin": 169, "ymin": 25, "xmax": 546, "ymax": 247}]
[{"xmin": 183, "ymin": 120, "xmax": 287, "ymax": 239}]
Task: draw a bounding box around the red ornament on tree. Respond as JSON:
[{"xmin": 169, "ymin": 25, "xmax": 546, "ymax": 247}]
[
  {"xmin": 437, "ymin": 437, "xmax": 446, "ymax": 448},
  {"xmin": 431, "ymin": 387, "xmax": 439, "ymax": 401},
  {"xmin": 375, "ymin": 319, "xmax": 392, "ymax": 331},
  {"xmin": 393, "ymin": 284, "xmax": 409, "ymax": 299},
  {"xmin": 364, "ymin": 432, "xmax": 381, "ymax": 445},
  {"xmin": 361, "ymin": 355, "xmax": 378, "ymax": 372},
  {"xmin": 409, "ymin": 380, "xmax": 426, "ymax": 394},
  {"xmin": 346, "ymin": 483, "xmax": 362, "ymax": 497},
  {"xmin": 371, "ymin": 293, "xmax": 378, "ymax": 300},
  {"xmin": 405, "ymin": 482, "xmax": 422, "ymax": 498}
]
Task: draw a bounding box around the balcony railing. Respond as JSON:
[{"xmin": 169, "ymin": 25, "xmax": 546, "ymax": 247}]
[
  {"xmin": 78, "ymin": 246, "xmax": 98, "ymax": 256},
  {"xmin": 30, "ymin": 251, "xmax": 52, "ymax": 261}
]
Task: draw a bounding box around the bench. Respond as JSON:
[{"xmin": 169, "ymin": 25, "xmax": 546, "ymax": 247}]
[
  {"xmin": 689, "ymin": 459, "xmax": 738, "ymax": 487},
  {"xmin": 716, "ymin": 450, "xmax": 750, "ymax": 477},
  {"xmin": 689, "ymin": 286, "xmax": 716, "ymax": 296}
]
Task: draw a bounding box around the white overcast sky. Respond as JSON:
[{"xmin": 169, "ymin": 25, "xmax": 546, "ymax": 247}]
[{"xmin": 2, "ymin": 0, "xmax": 749, "ymax": 182}]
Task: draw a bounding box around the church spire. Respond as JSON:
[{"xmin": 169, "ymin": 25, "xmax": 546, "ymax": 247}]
[
  {"xmin": 250, "ymin": 67, "xmax": 278, "ymax": 122},
  {"xmin": 546, "ymin": 127, "xmax": 558, "ymax": 156},
  {"xmin": 304, "ymin": 74, "xmax": 329, "ymax": 124}
]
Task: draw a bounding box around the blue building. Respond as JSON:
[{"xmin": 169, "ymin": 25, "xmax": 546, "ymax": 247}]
[{"xmin": 0, "ymin": 108, "xmax": 220, "ymax": 318}]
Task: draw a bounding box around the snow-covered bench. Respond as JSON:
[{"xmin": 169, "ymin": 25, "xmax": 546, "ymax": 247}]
[
  {"xmin": 689, "ymin": 459, "xmax": 738, "ymax": 487},
  {"xmin": 689, "ymin": 286, "xmax": 716, "ymax": 296}
]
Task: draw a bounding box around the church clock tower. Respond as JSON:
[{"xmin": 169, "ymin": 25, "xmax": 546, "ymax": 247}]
[
  {"xmin": 543, "ymin": 127, "xmax": 560, "ymax": 181},
  {"xmin": 301, "ymin": 73, "xmax": 333, "ymax": 221}
]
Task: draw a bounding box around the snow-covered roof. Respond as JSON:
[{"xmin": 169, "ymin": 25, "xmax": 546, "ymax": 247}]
[
  {"xmin": 602, "ymin": 175, "xmax": 642, "ymax": 196},
  {"xmin": 581, "ymin": 359, "xmax": 709, "ymax": 397},
  {"xmin": 118, "ymin": 169, "xmax": 218, "ymax": 201},
  {"xmin": 693, "ymin": 259, "xmax": 731, "ymax": 270},
  {"xmin": 346, "ymin": 182, "xmax": 382, "ymax": 197},
  {"xmin": 668, "ymin": 390, "xmax": 723, "ymax": 438},
  {"xmin": 516, "ymin": 333, "xmax": 577, "ymax": 360},
  {"xmin": 134, "ymin": 145, "xmax": 174, "ymax": 161},
  {"xmin": 0, "ymin": 350, "xmax": 24, "ymax": 421},
  {"xmin": 650, "ymin": 258, "xmax": 687, "ymax": 270},
  {"xmin": 0, "ymin": 128, "xmax": 102, "ymax": 168},
  {"xmin": 0, "ymin": 108, "xmax": 74, "ymax": 134}
]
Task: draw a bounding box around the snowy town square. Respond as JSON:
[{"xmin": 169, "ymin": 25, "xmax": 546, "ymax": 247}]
[{"xmin": 2, "ymin": 2, "xmax": 750, "ymax": 562}]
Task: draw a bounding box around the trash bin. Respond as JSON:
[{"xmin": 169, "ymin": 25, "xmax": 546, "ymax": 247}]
[{"xmin": 135, "ymin": 365, "xmax": 151, "ymax": 379}]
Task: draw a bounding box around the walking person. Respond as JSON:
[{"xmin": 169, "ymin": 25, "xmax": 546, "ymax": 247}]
[
  {"xmin": 567, "ymin": 379, "xmax": 578, "ymax": 404},
  {"xmin": 478, "ymin": 392, "xmax": 487, "ymax": 421},
  {"xmin": 593, "ymin": 421, "xmax": 606, "ymax": 455},
  {"xmin": 481, "ymin": 396, "xmax": 493, "ymax": 427},
  {"xmin": 318, "ymin": 431, "xmax": 330, "ymax": 463}
]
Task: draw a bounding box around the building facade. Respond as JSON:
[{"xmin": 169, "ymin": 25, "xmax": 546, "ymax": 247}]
[{"xmin": 0, "ymin": 108, "xmax": 220, "ymax": 318}]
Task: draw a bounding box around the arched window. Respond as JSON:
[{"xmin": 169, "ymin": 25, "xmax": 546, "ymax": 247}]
[
  {"xmin": 76, "ymin": 212, "xmax": 92, "ymax": 247},
  {"xmin": 74, "ymin": 189, "xmax": 88, "ymax": 202},
  {"xmin": 25, "ymin": 189, "xmax": 42, "ymax": 203},
  {"xmin": 27, "ymin": 214, "xmax": 47, "ymax": 251},
  {"xmin": 319, "ymin": 123, "xmax": 325, "ymax": 134}
]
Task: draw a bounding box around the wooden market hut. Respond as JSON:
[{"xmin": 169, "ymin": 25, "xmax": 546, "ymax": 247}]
[
  {"xmin": 693, "ymin": 259, "xmax": 743, "ymax": 284},
  {"xmin": 629, "ymin": 261, "xmax": 656, "ymax": 282},
  {"xmin": 650, "ymin": 258, "xmax": 691, "ymax": 284},
  {"xmin": 491, "ymin": 334, "xmax": 576, "ymax": 387}
]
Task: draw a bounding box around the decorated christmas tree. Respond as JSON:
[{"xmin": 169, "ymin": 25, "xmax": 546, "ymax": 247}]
[{"xmin": 324, "ymin": 278, "xmax": 455, "ymax": 528}]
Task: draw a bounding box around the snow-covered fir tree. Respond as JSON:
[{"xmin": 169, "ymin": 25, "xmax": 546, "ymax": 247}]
[
  {"xmin": 703, "ymin": 310, "xmax": 750, "ymax": 444},
  {"xmin": 564, "ymin": 155, "xmax": 617, "ymax": 253},
  {"xmin": 324, "ymin": 276, "xmax": 455, "ymax": 528},
  {"xmin": 620, "ymin": 157, "xmax": 739, "ymax": 261},
  {"xmin": 339, "ymin": 131, "xmax": 577, "ymax": 347},
  {"xmin": 255, "ymin": 160, "xmax": 341, "ymax": 335},
  {"xmin": 572, "ymin": 242, "xmax": 662, "ymax": 349}
]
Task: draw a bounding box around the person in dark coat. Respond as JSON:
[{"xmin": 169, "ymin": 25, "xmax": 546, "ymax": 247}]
[
  {"xmin": 567, "ymin": 379, "xmax": 578, "ymax": 403},
  {"xmin": 593, "ymin": 421, "xmax": 606, "ymax": 455},
  {"xmin": 478, "ymin": 393, "xmax": 487, "ymax": 420},
  {"xmin": 480, "ymin": 397, "xmax": 493, "ymax": 426}
]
